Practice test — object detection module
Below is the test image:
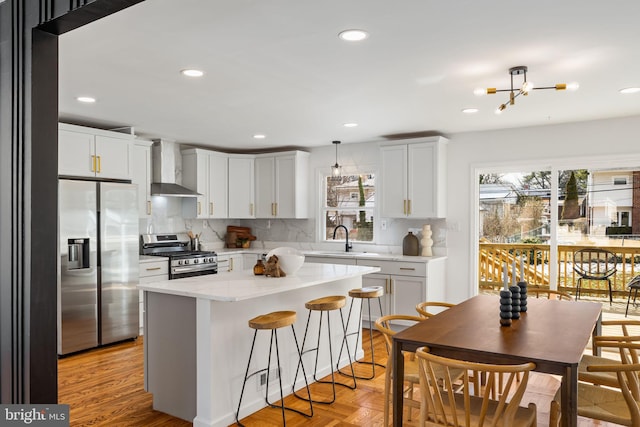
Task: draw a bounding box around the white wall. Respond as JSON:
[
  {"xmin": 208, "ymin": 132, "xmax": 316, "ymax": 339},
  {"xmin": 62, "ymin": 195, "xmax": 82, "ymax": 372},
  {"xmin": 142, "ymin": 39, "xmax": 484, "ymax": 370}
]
[{"xmin": 446, "ymin": 115, "xmax": 640, "ymax": 302}]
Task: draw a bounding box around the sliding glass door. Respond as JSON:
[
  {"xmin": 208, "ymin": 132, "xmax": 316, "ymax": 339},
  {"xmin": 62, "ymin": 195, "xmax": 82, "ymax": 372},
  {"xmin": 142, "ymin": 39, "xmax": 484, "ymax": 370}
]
[{"xmin": 477, "ymin": 162, "xmax": 640, "ymax": 298}]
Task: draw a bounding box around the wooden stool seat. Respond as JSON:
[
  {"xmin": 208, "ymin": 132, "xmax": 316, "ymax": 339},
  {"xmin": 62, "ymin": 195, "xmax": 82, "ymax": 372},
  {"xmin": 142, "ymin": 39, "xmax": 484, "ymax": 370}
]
[
  {"xmin": 305, "ymin": 295, "xmax": 346, "ymax": 311},
  {"xmin": 349, "ymin": 286, "xmax": 383, "ymax": 299},
  {"xmin": 248, "ymin": 310, "xmax": 296, "ymax": 330}
]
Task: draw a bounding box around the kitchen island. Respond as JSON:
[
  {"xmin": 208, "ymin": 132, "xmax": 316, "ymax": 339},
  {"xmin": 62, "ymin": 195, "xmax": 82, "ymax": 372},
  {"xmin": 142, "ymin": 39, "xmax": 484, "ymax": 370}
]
[{"xmin": 138, "ymin": 262, "xmax": 380, "ymax": 427}]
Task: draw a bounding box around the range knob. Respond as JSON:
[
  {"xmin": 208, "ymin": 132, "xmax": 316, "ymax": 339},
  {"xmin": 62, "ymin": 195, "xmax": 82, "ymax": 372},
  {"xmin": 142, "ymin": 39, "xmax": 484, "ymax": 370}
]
[
  {"xmin": 208, "ymin": 257, "xmax": 215, "ymax": 263},
  {"xmin": 194, "ymin": 258, "xmax": 199, "ymax": 264},
  {"xmin": 184, "ymin": 259, "xmax": 190, "ymax": 265},
  {"xmin": 178, "ymin": 260, "xmax": 183, "ymax": 265}
]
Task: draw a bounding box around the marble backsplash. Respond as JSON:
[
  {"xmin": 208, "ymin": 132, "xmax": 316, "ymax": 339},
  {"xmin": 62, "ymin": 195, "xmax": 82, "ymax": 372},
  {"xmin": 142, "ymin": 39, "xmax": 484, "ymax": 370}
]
[{"xmin": 140, "ymin": 196, "xmax": 447, "ymax": 255}]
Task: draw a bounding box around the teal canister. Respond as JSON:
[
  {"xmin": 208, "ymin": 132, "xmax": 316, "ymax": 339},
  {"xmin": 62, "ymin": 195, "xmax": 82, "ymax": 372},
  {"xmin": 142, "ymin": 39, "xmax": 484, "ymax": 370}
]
[{"xmin": 402, "ymin": 231, "xmax": 419, "ymax": 256}]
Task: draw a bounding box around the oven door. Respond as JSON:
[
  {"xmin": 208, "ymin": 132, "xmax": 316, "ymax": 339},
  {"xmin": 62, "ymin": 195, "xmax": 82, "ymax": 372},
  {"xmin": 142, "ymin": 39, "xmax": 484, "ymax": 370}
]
[{"xmin": 170, "ymin": 264, "xmax": 217, "ymax": 280}]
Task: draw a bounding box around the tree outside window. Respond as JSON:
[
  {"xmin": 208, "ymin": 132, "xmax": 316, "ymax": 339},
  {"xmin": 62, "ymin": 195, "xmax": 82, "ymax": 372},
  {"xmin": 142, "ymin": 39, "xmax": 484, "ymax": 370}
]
[{"xmin": 324, "ymin": 174, "xmax": 375, "ymax": 242}]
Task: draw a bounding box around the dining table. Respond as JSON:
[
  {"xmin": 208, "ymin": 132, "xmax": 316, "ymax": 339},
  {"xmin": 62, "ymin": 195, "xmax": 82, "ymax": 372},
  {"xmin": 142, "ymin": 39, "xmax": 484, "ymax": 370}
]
[{"xmin": 391, "ymin": 294, "xmax": 602, "ymax": 427}]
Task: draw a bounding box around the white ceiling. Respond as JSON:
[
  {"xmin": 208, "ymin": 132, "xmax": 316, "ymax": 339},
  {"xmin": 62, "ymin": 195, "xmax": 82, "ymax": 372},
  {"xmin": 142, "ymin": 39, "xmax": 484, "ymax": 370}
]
[{"xmin": 59, "ymin": 0, "xmax": 640, "ymax": 151}]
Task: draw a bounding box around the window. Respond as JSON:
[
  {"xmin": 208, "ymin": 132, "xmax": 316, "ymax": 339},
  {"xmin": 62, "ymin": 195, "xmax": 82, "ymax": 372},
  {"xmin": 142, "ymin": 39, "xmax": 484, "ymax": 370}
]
[
  {"xmin": 613, "ymin": 176, "xmax": 628, "ymax": 185},
  {"xmin": 323, "ymin": 173, "xmax": 375, "ymax": 242},
  {"xmin": 617, "ymin": 211, "xmax": 631, "ymax": 227}
]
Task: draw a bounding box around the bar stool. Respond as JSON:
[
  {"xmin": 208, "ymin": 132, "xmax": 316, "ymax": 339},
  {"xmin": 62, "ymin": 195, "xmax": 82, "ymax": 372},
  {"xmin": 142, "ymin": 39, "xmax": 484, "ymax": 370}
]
[
  {"xmin": 235, "ymin": 310, "xmax": 313, "ymax": 426},
  {"xmin": 338, "ymin": 286, "xmax": 385, "ymax": 380},
  {"xmin": 293, "ymin": 295, "xmax": 356, "ymax": 404}
]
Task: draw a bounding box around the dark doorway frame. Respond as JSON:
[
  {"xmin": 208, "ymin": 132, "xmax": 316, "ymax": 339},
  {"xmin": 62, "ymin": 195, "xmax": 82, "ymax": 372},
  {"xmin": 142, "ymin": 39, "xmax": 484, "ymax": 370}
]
[{"xmin": 1, "ymin": 0, "xmax": 144, "ymax": 404}]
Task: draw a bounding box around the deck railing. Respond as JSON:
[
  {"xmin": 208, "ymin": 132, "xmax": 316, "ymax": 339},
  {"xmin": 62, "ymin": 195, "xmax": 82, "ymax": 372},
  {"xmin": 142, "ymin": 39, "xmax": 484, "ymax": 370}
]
[{"xmin": 479, "ymin": 241, "xmax": 640, "ymax": 298}]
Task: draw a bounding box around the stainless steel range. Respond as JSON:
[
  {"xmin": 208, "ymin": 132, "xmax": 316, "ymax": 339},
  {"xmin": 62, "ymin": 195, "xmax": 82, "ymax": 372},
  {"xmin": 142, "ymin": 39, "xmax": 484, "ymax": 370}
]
[{"xmin": 140, "ymin": 233, "xmax": 218, "ymax": 279}]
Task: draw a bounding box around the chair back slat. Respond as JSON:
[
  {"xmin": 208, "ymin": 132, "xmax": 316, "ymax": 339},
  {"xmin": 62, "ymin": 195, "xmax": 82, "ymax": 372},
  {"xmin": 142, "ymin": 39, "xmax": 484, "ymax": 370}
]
[{"xmin": 416, "ymin": 346, "xmax": 536, "ymax": 427}]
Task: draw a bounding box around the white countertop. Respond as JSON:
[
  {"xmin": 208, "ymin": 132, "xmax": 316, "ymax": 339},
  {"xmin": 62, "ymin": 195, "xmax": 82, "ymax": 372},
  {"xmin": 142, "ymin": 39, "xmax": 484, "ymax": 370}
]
[
  {"xmin": 214, "ymin": 247, "xmax": 445, "ymax": 262},
  {"xmin": 137, "ymin": 263, "xmax": 380, "ymax": 302}
]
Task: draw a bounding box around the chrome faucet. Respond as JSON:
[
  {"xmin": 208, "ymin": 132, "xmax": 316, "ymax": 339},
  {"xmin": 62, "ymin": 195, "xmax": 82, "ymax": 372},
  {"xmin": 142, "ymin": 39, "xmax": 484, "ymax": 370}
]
[{"xmin": 332, "ymin": 225, "xmax": 352, "ymax": 252}]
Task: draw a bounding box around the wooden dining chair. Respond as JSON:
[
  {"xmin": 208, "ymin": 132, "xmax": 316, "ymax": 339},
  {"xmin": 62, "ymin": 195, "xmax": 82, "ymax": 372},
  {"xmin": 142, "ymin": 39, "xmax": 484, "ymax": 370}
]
[
  {"xmin": 527, "ymin": 287, "xmax": 573, "ymax": 301},
  {"xmin": 374, "ymin": 314, "xmax": 426, "ymax": 426},
  {"xmin": 579, "ymin": 320, "xmax": 640, "ymax": 387},
  {"xmin": 415, "ymin": 301, "xmax": 455, "ymax": 318},
  {"xmin": 550, "ymin": 340, "xmax": 640, "ymax": 427},
  {"xmin": 416, "ymin": 346, "xmax": 537, "ymax": 427}
]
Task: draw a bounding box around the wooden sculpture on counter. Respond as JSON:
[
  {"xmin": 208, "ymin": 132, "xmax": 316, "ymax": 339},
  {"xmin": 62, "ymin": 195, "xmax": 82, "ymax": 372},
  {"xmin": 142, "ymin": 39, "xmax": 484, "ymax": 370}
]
[{"xmin": 264, "ymin": 255, "xmax": 286, "ymax": 278}]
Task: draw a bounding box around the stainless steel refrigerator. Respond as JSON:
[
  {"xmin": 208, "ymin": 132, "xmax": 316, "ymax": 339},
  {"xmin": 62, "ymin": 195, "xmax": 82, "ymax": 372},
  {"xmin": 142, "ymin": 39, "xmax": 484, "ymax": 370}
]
[{"xmin": 57, "ymin": 179, "xmax": 139, "ymax": 355}]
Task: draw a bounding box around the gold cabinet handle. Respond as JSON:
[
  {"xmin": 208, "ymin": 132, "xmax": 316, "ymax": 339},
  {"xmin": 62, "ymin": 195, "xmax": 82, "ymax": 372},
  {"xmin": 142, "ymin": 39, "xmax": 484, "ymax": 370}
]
[
  {"xmin": 403, "ymin": 199, "xmax": 407, "ymax": 215},
  {"xmin": 209, "ymin": 202, "xmax": 213, "ymax": 216},
  {"xmin": 230, "ymin": 257, "xmax": 234, "ymax": 271},
  {"xmin": 250, "ymin": 203, "xmax": 254, "ymax": 216},
  {"xmin": 146, "ymin": 201, "xmax": 152, "ymax": 215},
  {"xmin": 400, "ymin": 267, "xmax": 416, "ymax": 271},
  {"xmin": 389, "ymin": 278, "xmax": 393, "ymax": 295},
  {"xmin": 91, "ymin": 155, "xmax": 96, "ymax": 172},
  {"xmin": 408, "ymin": 199, "xmax": 412, "ymax": 215},
  {"xmin": 275, "ymin": 202, "xmax": 278, "ymax": 217},
  {"xmin": 145, "ymin": 266, "xmax": 161, "ymax": 271},
  {"xmin": 97, "ymin": 156, "xmax": 101, "ymax": 173},
  {"xmin": 197, "ymin": 201, "xmax": 201, "ymax": 215}
]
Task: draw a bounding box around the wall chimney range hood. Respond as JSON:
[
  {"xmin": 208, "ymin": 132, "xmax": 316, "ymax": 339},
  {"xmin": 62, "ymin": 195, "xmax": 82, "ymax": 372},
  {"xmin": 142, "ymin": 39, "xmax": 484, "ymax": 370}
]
[{"xmin": 150, "ymin": 139, "xmax": 200, "ymax": 197}]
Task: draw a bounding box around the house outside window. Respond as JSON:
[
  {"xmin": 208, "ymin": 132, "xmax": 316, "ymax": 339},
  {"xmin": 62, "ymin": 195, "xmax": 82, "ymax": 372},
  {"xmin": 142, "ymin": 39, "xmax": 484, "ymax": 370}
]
[{"xmin": 323, "ymin": 174, "xmax": 375, "ymax": 242}]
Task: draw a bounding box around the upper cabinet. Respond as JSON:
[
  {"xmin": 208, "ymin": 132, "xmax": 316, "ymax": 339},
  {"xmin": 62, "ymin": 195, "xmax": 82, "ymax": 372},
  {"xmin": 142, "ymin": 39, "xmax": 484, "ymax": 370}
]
[
  {"xmin": 58, "ymin": 123, "xmax": 131, "ymax": 180},
  {"xmin": 255, "ymin": 151, "xmax": 309, "ymax": 219},
  {"xmin": 182, "ymin": 148, "xmax": 229, "ymax": 219},
  {"xmin": 380, "ymin": 137, "xmax": 448, "ymax": 218},
  {"xmin": 228, "ymin": 155, "xmax": 255, "ymax": 219},
  {"xmin": 131, "ymin": 140, "xmax": 153, "ymax": 218}
]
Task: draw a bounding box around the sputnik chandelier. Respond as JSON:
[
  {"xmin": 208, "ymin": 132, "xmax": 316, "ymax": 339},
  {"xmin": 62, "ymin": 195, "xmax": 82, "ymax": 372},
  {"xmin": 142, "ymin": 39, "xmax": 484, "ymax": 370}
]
[{"xmin": 475, "ymin": 66, "xmax": 579, "ymax": 114}]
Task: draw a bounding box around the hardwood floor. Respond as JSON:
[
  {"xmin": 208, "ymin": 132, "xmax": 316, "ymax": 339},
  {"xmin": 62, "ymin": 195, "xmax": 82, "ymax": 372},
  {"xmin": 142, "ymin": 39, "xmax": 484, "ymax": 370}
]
[{"xmin": 58, "ymin": 330, "xmax": 618, "ymax": 427}]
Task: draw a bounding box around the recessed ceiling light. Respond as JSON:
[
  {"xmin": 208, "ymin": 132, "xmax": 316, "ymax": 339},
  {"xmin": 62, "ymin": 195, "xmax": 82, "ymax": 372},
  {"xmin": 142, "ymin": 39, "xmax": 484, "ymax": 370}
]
[
  {"xmin": 338, "ymin": 29, "xmax": 369, "ymax": 42},
  {"xmin": 343, "ymin": 123, "xmax": 358, "ymax": 128},
  {"xmin": 620, "ymin": 87, "xmax": 640, "ymax": 94},
  {"xmin": 253, "ymin": 134, "xmax": 266, "ymax": 139},
  {"xmin": 77, "ymin": 96, "xmax": 96, "ymax": 103},
  {"xmin": 181, "ymin": 69, "xmax": 204, "ymax": 77},
  {"xmin": 462, "ymin": 108, "xmax": 478, "ymax": 114}
]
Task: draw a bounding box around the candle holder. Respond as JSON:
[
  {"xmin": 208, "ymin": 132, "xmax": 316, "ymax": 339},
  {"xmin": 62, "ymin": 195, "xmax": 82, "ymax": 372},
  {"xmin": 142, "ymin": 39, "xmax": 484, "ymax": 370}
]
[
  {"xmin": 518, "ymin": 281, "xmax": 528, "ymax": 312},
  {"xmin": 509, "ymin": 285, "xmax": 521, "ymax": 319},
  {"xmin": 499, "ymin": 289, "xmax": 512, "ymax": 326}
]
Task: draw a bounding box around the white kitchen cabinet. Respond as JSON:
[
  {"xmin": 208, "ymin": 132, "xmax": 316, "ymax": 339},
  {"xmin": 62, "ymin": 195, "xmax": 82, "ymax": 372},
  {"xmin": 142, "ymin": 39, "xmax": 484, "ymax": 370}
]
[
  {"xmin": 131, "ymin": 140, "xmax": 153, "ymax": 218},
  {"xmin": 228, "ymin": 155, "xmax": 255, "ymax": 218},
  {"xmin": 357, "ymin": 258, "xmax": 446, "ymax": 325},
  {"xmin": 255, "ymin": 151, "xmax": 309, "ymax": 219},
  {"xmin": 303, "ymin": 255, "xmax": 445, "ymax": 325},
  {"xmin": 242, "ymin": 253, "xmax": 261, "ymax": 270},
  {"xmin": 217, "ymin": 254, "xmax": 244, "ymax": 272},
  {"xmin": 182, "ymin": 148, "xmax": 229, "ymax": 219},
  {"xmin": 58, "ymin": 123, "xmax": 132, "ymax": 180},
  {"xmin": 138, "ymin": 258, "xmax": 169, "ymax": 335},
  {"xmin": 380, "ymin": 137, "xmax": 447, "ymax": 218}
]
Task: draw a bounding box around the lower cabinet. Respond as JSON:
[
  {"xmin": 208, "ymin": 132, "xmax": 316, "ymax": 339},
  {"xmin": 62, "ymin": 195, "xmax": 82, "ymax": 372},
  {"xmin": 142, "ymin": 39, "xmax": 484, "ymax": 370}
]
[
  {"xmin": 138, "ymin": 258, "xmax": 169, "ymax": 335},
  {"xmin": 357, "ymin": 258, "xmax": 445, "ymax": 324},
  {"xmin": 303, "ymin": 256, "xmax": 446, "ymax": 326},
  {"xmin": 217, "ymin": 254, "xmax": 244, "ymax": 272}
]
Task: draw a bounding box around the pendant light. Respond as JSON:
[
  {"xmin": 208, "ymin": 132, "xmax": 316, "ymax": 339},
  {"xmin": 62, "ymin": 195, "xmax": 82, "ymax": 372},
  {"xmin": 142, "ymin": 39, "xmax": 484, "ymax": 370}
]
[{"xmin": 331, "ymin": 140, "xmax": 342, "ymax": 177}]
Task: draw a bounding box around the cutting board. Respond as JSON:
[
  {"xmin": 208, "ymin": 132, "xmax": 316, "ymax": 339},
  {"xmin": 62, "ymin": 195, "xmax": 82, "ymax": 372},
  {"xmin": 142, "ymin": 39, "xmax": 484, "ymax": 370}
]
[{"xmin": 226, "ymin": 226, "xmax": 256, "ymax": 248}]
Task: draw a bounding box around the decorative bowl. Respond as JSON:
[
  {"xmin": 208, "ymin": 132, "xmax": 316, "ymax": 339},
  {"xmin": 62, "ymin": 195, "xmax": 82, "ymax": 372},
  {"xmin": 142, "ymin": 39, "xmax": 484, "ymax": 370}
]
[{"xmin": 266, "ymin": 247, "xmax": 305, "ymax": 276}]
